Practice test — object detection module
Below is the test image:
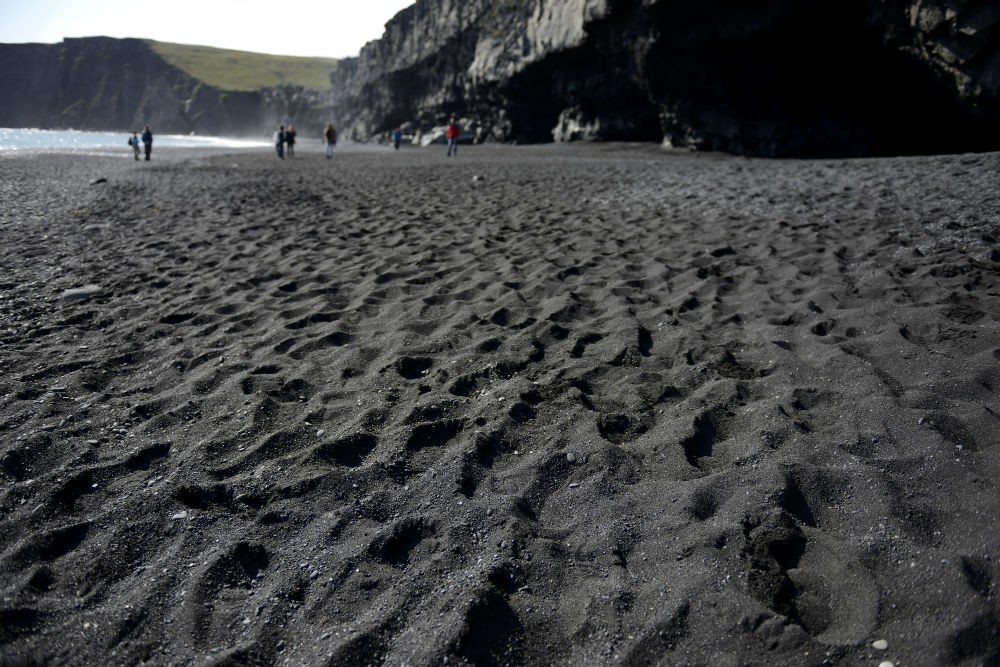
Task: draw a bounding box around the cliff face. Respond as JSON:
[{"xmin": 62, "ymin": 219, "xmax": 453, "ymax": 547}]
[
  {"xmin": 330, "ymin": 0, "xmax": 1000, "ymax": 156},
  {"xmin": 0, "ymin": 37, "xmax": 332, "ymax": 136}
]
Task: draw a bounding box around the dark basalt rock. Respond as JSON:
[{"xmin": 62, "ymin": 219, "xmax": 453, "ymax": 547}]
[{"xmin": 330, "ymin": 0, "xmax": 1000, "ymax": 156}]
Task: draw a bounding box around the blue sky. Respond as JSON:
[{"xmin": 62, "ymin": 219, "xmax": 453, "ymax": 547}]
[{"xmin": 0, "ymin": 0, "xmax": 416, "ymax": 57}]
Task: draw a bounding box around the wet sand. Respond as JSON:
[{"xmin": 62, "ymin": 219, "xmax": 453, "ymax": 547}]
[{"xmin": 1, "ymin": 144, "xmax": 998, "ymax": 666}]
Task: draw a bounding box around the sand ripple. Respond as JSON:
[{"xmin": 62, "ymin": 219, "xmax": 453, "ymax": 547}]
[{"xmin": 1, "ymin": 145, "xmax": 998, "ymax": 666}]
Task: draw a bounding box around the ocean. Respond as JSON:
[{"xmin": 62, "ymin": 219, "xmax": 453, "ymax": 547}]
[{"xmin": 0, "ymin": 127, "xmax": 270, "ymax": 153}]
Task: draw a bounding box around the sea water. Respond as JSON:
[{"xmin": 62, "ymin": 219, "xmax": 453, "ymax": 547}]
[{"xmin": 0, "ymin": 127, "xmax": 269, "ymax": 152}]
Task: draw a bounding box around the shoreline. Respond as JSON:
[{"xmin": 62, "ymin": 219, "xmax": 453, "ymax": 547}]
[{"xmin": 5, "ymin": 132, "xmax": 1000, "ymax": 162}]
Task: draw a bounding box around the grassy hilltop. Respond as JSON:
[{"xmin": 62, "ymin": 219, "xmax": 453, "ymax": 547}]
[{"xmin": 147, "ymin": 40, "xmax": 337, "ymax": 91}]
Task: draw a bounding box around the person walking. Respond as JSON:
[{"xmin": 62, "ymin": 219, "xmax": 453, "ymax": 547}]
[
  {"xmin": 322, "ymin": 122, "xmax": 337, "ymax": 158},
  {"xmin": 141, "ymin": 125, "xmax": 153, "ymax": 161},
  {"xmin": 275, "ymin": 125, "xmax": 285, "ymax": 159},
  {"xmin": 285, "ymin": 125, "xmax": 297, "ymax": 157},
  {"xmin": 392, "ymin": 127, "xmax": 403, "ymax": 150},
  {"xmin": 128, "ymin": 131, "xmax": 141, "ymax": 160},
  {"xmin": 445, "ymin": 117, "xmax": 460, "ymax": 157}
]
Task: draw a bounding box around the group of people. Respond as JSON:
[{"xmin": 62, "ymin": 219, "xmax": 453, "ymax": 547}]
[
  {"xmin": 126, "ymin": 117, "xmax": 462, "ymax": 162},
  {"xmin": 273, "ymin": 125, "xmax": 298, "ymax": 159},
  {"xmin": 385, "ymin": 117, "xmax": 461, "ymax": 154},
  {"xmin": 127, "ymin": 125, "xmax": 154, "ymax": 161},
  {"xmin": 276, "ymin": 123, "xmax": 338, "ymax": 158}
]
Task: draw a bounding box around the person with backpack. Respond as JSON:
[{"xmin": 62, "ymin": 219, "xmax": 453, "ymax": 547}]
[
  {"xmin": 445, "ymin": 117, "xmax": 460, "ymax": 157},
  {"xmin": 141, "ymin": 125, "xmax": 153, "ymax": 161},
  {"xmin": 322, "ymin": 122, "xmax": 337, "ymax": 158},
  {"xmin": 128, "ymin": 131, "xmax": 141, "ymax": 160}
]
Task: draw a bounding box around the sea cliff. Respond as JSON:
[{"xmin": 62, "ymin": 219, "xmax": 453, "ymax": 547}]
[{"xmin": 330, "ymin": 0, "xmax": 1000, "ymax": 156}]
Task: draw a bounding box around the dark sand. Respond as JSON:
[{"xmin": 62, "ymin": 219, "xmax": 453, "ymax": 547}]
[{"xmin": 1, "ymin": 144, "xmax": 998, "ymax": 667}]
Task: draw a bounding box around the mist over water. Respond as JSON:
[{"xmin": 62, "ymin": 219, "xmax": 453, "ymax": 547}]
[{"xmin": 0, "ymin": 127, "xmax": 270, "ymax": 152}]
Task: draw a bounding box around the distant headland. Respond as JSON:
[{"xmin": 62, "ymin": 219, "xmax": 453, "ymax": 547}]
[{"xmin": 0, "ymin": 37, "xmax": 338, "ymax": 138}]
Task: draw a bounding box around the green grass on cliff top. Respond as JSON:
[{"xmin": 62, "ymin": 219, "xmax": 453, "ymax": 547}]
[{"xmin": 147, "ymin": 40, "xmax": 337, "ymax": 91}]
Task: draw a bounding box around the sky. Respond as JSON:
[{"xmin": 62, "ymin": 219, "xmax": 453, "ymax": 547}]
[{"xmin": 0, "ymin": 0, "xmax": 416, "ymax": 58}]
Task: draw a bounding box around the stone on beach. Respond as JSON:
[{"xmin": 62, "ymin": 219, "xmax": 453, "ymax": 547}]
[{"xmin": 61, "ymin": 285, "xmax": 104, "ymax": 301}]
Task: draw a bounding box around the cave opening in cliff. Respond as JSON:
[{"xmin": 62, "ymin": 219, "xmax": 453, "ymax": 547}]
[
  {"xmin": 501, "ymin": 45, "xmax": 662, "ymax": 145},
  {"xmin": 640, "ymin": 0, "xmax": 999, "ymax": 157}
]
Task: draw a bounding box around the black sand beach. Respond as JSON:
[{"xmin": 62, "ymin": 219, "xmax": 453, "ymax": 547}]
[{"xmin": 1, "ymin": 144, "xmax": 998, "ymax": 666}]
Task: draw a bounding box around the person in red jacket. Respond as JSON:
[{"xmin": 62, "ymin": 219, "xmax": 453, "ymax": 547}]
[{"xmin": 445, "ymin": 117, "xmax": 460, "ymax": 157}]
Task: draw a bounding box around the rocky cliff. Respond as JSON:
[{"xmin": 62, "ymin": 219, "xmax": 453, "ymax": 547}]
[
  {"xmin": 330, "ymin": 0, "xmax": 1000, "ymax": 156},
  {"xmin": 0, "ymin": 37, "xmax": 332, "ymax": 136}
]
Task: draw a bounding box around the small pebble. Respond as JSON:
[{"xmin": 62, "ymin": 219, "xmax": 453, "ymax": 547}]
[
  {"xmin": 316, "ymin": 429, "xmax": 326, "ymax": 437},
  {"xmin": 872, "ymin": 639, "xmax": 889, "ymax": 651},
  {"xmin": 170, "ymin": 511, "xmax": 189, "ymax": 520},
  {"xmin": 569, "ymin": 482, "xmax": 580, "ymax": 488},
  {"xmin": 566, "ymin": 452, "xmax": 578, "ymax": 464},
  {"xmin": 877, "ymin": 662, "xmax": 894, "ymax": 667}
]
